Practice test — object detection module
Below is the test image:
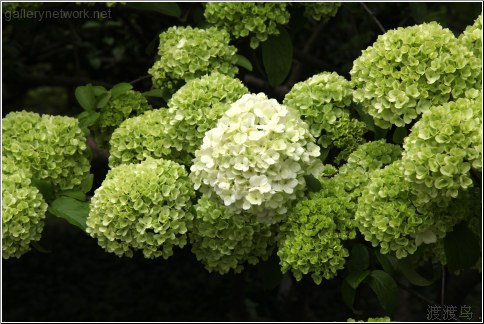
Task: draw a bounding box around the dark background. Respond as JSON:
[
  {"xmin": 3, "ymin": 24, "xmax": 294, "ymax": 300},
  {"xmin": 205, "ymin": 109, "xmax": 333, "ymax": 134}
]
[{"xmin": 2, "ymin": 2, "xmax": 482, "ymax": 321}]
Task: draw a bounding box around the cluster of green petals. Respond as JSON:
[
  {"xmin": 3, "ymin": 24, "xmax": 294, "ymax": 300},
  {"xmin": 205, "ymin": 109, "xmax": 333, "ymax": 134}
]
[
  {"xmin": 283, "ymin": 72, "xmax": 366, "ymax": 163},
  {"xmin": 190, "ymin": 93, "xmax": 323, "ymax": 223},
  {"xmin": 297, "ymin": 2, "xmax": 341, "ymax": 21},
  {"xmin": 2, "ymin": 156, "xmax": 47, "ymax": 259},
  {"xmin": 94, "ymin": 90, "xmax": 152, "ymax": 148},
  {"xmin": 204, "ymin": 2, "xmax": 290, "ymax": 49},
  {"xmin": 2, "ymin": 111, "xmax": 90, "ymax": 192},
  {"xmin": 148, "ymin": 26, "xmax": 238, "ymax": 92},
  {"xmin": 190, "ymin": 196, "xmax": 275, "ymax": 274},
  {"xmin": 459, "ymin": 14, "xmax": 482, "ymax": 60},
  {"xmin": 401, "ymin": 97, "xmax": 482, "ymax": 202},
  {"xmin": 86, "ymin": 158, "xmax": 195, "ymax": 259},
  {"xmin": 351, "ymin": 22, "xmax": 481, "ymax": 129}
]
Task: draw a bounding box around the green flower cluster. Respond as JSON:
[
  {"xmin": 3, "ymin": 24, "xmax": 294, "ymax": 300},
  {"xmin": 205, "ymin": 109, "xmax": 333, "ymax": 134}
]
[
  {"xmin": 351, "ymin": 22, "xmax": 481, "ymax": 129},
  {"xmin": 190, "ymin": 93, "xmax": 323, "ymax": 223},
  {"xmin": 94, "ymin": 90, "xmax": 152, "ymax": 148},
  {"xmin": 283, "ymin": 72, "xmax": 366, "ymax": 163},
  {"xmin": 190, "ymin": 196, "xmax": 274, "ymax": 274},
  {"xmin": 347, "ymin": 317, "xmax": 391, "ymax": 322},
  {"xmin": 204, "ymin": 2, "xmax": 290, "ymax": 49},
  {"xmin": 2, "ymin": 111, "xmax": 90, "ymax": 192},
  {"xmin": 278, "ymin": 141, "xmax": 401, "ymax": 284},
  {"xmin": 86, "ymin": 158, "xmax": 195, "ymax": 259},
  {"xmin": 167, "ymin": 73, "xmax": 248, "ymax": 156},
  {"xmin": 2, "ymin": 156, "xmax": 47, "ymax": 259},
  {"xmin": 356, "ymin": 161, "xmax": 464, "ymax": 259},
  {"xmin": 459, "ymin": 14, "xmax": 482, "ymax": 60},
  {"xmin": 298, "ymin": 2, "xmax": 341, "ymax": 21},
  {"xmin": 401, "ymin": 97, "xmax": 482, "ymax": 202},
  {"xmin": 148, "ymin": 26, "xmax": 238, "ymax": 92},
  {"xmin": 109, "ymin": 109, "xmax": 192, "ymax": 167}
]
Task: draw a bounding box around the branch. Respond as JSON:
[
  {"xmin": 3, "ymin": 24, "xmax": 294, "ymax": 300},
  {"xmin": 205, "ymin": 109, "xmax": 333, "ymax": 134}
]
[
  {"xmin": 129, "ymin": 74, "xmax": 151, "ymax": 85},
  {"xmin": 360, "ymin": 3, "xmax": 386, "ymax": 34}
]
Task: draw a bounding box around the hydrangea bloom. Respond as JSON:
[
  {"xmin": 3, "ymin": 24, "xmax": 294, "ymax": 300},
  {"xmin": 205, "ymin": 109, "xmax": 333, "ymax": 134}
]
[
  {"xmin": 356, "ymin": 161, "xmax": 464, "ymax": 259},
  {"xmin": 2, "ymin": 111, "xmax": 90, "ymax": 192},
  {"xmin": 167, "ymin": 73, "xmax": 248, "ymax": 156},
  {"xmin": 351, "ymin": 22, "xmax": 482, "ymax": 129},
  {"xmin": 2, "ymin": 156, "xmax": 48, "ymax": 259},
  {"xmin": 298, "ymin": 2, "xmax": 341, "ymax": 21},
  {"xmin": 86, "ymin": 158, "xmax": 195, "ymax": 259},
  {"xmin": 109, "ymin": 109, "xmax": 192, "ymax": 167},
  {"xmin": 148, "ymin": 26, "xmax": 238, "ymax": 91},
  {"xmin": 459, "ymin": 14, "xmax": 482, "ymax": 60},
  {"xmin": 94, "ymin": 90, "xmax": 152, "ymax": 148},
  {"xmin": 401, "ymin": 97, "xmax": 482, "ymax": 202},
  {"xmin": 283, "ymin": 72, "xmax": 366, "ymax": 163},
  {"xmin": 190, "ymin": 93, "xmax": 323, "ymax": 222},
  {"xmin": 204, "ymin": 2, "xmax": 290, "ymax": 49},
  {"xmin": 190, "ymin": 196, "xmax": 275, "ymax": 274}
]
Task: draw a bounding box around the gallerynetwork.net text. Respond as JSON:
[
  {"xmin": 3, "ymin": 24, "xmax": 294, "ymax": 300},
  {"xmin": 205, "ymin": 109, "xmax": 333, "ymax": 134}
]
[{"xmin": 3, "ymin": 9, "xmax": 112, "ymax": 22}]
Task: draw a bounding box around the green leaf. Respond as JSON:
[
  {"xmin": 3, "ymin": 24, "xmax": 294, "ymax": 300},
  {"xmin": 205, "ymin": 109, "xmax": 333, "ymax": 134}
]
[
  {"xmin": 319, "ymin": 146, "xmax": 330, "ymax": 163},
  {"xmin": 31, "ymin": 241, "xmax": 51, "ymax": 254},
  {"xmin": 261, "ymin": 27, "xmax": 293, "ymax": 86},
  {"xmin": 375, "ymin": 251, "xmax": 398, "ymax": 276},
  {"xmin": 80, "ymin": 174, "xmax": 94, "ymax": 194},
  {"xmin": 345, "ymin": 270, "xmax": 370, "ymax": 289},
  {"xmin": 96, "ymin": 92, "xmax": 111, "ymax": 109},
  {"xmin": 30, "ymin": 178, "xmax": 55, "ymax": 204},
  {"xmin": 354, "ymin": 105, "xmax": 375, "ymax": 132},
  {"xmin": 78, "ymin": 111, "xmax": 100, "ymax": 132},
  {"xmin": 392, "ymin": 127, "xmax": 408, "ymax": 144},
  {"xmin": 341, "ymin": 280, "xmax": 356, "ymax": 309},
  {"xmin": 397, "ymin": 258, "xmax": 434, "ymax": 286},
  {"xmin": 364, "ymin": 270, "xmax": 399, "ymax": 314},
  {"xmin": 48, "ymin": 196, "xmax": 90, "ymax": 231},
  {"xmin": 142, "ymin": 88, "xmax": 169, "ymax": 99},
  {"xmin": 304, "ymin": 174, "xmax": 322, "ymax": 192},
  {"xmin": 75, "ymin": 84, "xmax": 96, "ymax": 111},
  {"xmin": 59, "ymin": 190, "xmax": 86, "ymax": 201},
  {"xmin": 374, "ymin": 126, "xmax": 388, "ymax": 141},
  {"xmin": 126, "ymin": 2, "xmax": 181, "ymax": 17},
  {"xmin": 444, "ymin": 223, "xmax": 480, "ymax": 272},
  {"xmin": 92, "ymin": 85, "xmax": 108, "ymax": 96},
  {"xmin": 235, "ymin": 54, "xmax": 253, "ymax": 71},
  {"xmin": 111, "ymin": 82, "xmax": 133, "ymax": 99},
  {"xmin": 348, "ymin": 244, "xmax": 369, "ymax": 273}
]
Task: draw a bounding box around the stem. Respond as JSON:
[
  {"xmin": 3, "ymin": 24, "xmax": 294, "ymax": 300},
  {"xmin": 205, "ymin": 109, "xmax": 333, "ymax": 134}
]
[
  {"xmin": 360, "ymin": 3, "xmax": 386, "ymax": 34},
  {"xmin": 129, "ymin": 74, "xmax": 151, "ymax": 85},
  {"xmin": 397, "ymin": 281, "xmax": 438, "ymax": 306}
]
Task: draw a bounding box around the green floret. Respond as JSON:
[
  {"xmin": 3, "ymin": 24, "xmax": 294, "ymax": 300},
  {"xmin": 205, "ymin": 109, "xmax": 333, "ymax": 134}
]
[
  {"xmin": 94, "ymin": 89, "xmax": 152, "ymax": 148},
  {"xmin": 283, "ymin": 72, "xmax": 367, "ymax": 163},
  {"xmin": 109, "ymin": 109, "xmax": 192, "ymax": 167},
  {"xmin": 204, "ymin": 2, "xmax": 290, "ymax": 49},
  {"xmin": 401, "ymin": 97, "xmax": 482, "ymax": 202},
  {"xmin": 167, "ymin": 73, "xmax": 248, "ymax": 156},
  {"xmin": 190, "ymin": 196, "xmax": 275, "ymax": 274},
  {"xmin": 342, "ymin": 139, "xmax": 402, "ymax": 174},
  {"xmin": 2, "ymin": 156, "xmax": 48, "ymax": 259},
  {"xmin": 351, "ymin": 22, "xmax": 481, "ymax": 129},
  {"xmin": 148, "ymin": 26, "xmax": 238, "ymax": 92},
  {"xmin": 297, "ymin": 2, "xmax": 341, "ymax": 21},
  {"xmin": 459, "ymin": 14, "xmax": 482, "ymax": 60},
  {"xmin": 2, "ymin": 111, "xmax": 91, "ymax": 192},
  {"xmin": 86, "ymin": 158, "xmax": 195, "ymax": 259}
]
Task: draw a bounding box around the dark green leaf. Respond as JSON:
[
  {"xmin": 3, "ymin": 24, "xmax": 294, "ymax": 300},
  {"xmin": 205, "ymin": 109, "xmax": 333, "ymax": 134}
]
[
  {"xmin": 319, "ymin": 147, "xmax": 330, "ymax": 163},
  {"xmin": 96, "ymin": 92, "xmax": 111, "ymax": 109},
  {"xmin": 30, "ymin": 178, "xmax": 55, "ymax": 203},
  {"xmin": 80, "ymin": 174, "xmax": 94, "ymax": 194},
  {"xmin": 59, "ymin": 190, "xmax": 86, "ymax": 201},
  {"xmin": 304, "ymin": 174, "xmax": 322, "ymax": 192},
  {"xmin": 127, "ymin": 2, "xmax": 181, "ymax": 17},
  {"xmin": 92, "ymin": 85, "xmax": 108, "ymax": 96},
  {"xmin": 75, "ymin": 85, "xmax": 96, "ymax": 111},
  {"xmin": 48, "ymin": 196, "xmax": 90, "ymax": 231},
  {"xmin": 341, "ymin": 280, "xmax": 356, "ymax": 309},
  {"xmin": 32, "ymin": 241, "xmax": 51, "ymax": 254},
  {"xmin": 348, "ymin": 244, "xmax": 370, "ymax": 273},
  {"xmin": 345, "ymin": 270, "xmax": 370, "ymax": 289},
  {"xmin": 375, "ymin": 251, "xmax": 398, "ymax": 276},
  {"xmin": 142, "ymin": 89, "xmax": 168, "ymax": 99},
  {"xmin": 111, "ymin": 82, "xmax": 133, "ymax": 99},
  {"xmin": 397, "ymin": 258, "xmax": 434, "ymax": 286},
  {"xmin": 78, "ymin": 111, "xmax": 100, "ymax": 131},
  {"xmin": 235, "ymin": 54, "xmax": 253, "ymax": 71},
  {"xmin": 374, "ymin": 126, "xmax": 388, "ymax": 140},
  {"xmin": 392, "ymin": 127, "xmax": 408, "ymax": 144},
  {"xmin": 444, "ymin": 223, "xmax": 480, "ymax": 272},
  {"xmin": 354, "ymin": 105, "xmax": 375, "ymax": 132},
  {"xmin": 262, "ymin": 28, "xmax": 293, "ymax": 86},
  {"xmin": 365, "ymin": 270, "xmax": 399, "ymax": 313}
]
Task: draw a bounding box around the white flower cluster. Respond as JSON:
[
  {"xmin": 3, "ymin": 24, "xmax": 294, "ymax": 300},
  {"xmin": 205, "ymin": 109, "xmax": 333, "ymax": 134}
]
[{"xmin": 190, "ymin": 93, "xmax": 323, "ymax": 223}]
